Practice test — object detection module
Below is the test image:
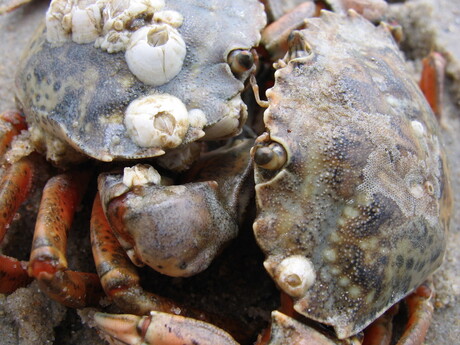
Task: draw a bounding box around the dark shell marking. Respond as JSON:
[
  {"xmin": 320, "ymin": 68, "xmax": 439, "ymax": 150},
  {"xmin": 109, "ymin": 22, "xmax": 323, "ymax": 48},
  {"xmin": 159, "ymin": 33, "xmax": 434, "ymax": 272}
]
[
  {"xmin": 15, "ymin": 0, "xmax": 265, "ymax": 164},
  {"xmin": 253, "ymin": 11, "xmax": 451, "ymax": 338}
]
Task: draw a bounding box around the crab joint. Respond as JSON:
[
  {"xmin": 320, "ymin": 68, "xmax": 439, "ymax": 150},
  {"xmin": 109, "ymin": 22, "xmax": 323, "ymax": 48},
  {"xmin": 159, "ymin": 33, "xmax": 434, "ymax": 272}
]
[{"xmin": 265, "ymin": 255, "xmax": 316, "ymax": 298}]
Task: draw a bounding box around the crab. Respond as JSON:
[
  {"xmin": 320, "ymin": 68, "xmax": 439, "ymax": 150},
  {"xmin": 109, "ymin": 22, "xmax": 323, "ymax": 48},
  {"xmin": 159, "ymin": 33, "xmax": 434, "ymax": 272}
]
[{"xmin": 0, "ymin": 0, "xmax": 452, "ymax": 345}]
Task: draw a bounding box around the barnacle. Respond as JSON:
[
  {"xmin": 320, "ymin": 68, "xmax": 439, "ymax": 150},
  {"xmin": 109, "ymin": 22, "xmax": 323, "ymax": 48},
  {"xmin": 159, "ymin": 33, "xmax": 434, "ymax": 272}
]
[
  {"xmin": 125, "ymin": 24, "xmax": 186, "ymax": 86},
  {"xmin": 265, "ymin": 255, "xmax": 316, "ymax": 298},
  {"xmin": 124, "ymin": 93, "xmax": 190, "ymax": 149}
]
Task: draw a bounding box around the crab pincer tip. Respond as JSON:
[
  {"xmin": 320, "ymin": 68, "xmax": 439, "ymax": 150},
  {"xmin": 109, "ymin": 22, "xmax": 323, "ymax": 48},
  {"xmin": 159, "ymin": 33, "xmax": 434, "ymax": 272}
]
[{"xmin": 93, "ymin": 312, "xmax": 144, "ymax": 345}]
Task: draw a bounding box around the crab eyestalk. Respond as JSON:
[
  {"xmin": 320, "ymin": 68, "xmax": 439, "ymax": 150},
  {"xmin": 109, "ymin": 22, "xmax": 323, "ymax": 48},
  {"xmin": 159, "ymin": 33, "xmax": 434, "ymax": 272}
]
[
  {"xmin": 252, "ymin": 141, "xmax": 288, "ymax": 171},
  {"xmin": 227, "ymin": 49, "xmax": 255, "ymax": 79}
]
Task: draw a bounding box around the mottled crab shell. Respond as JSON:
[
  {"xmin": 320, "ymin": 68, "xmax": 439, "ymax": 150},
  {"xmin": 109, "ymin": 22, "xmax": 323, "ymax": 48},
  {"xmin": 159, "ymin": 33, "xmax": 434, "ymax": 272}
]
[
  {"xmin": 15, "ymin": 0, "xmax": 266, "ymax": 165},
  {"xmin": 253, "ymin": 11, "xmax": 452, "ymax": 339}
]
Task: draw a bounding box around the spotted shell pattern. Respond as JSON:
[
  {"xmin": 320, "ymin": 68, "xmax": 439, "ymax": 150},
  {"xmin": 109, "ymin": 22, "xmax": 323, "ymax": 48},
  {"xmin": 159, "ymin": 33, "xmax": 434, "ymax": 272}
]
[
  {"xmin": 15, "ymin": 0, "xmax": 266, "ymax": 165},
  {"xmin": 253, "ymin": 11, "xmax": 451, "ymax": 338}
]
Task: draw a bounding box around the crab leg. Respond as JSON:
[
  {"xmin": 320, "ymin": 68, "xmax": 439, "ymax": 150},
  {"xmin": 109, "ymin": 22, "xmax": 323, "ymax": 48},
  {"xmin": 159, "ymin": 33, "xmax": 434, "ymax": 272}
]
[
  {"xmin": 362, "ymin": 306, "xmax": 399, "ymax": 345},
  {"xmin": 0, "ymin": 111, "xmax": 30, "ymax": 242},
  {"xmin": 396, "ymin": 282, "xmax": 435, "ymax": 345},
  {"xmin": 0, "ymin": 111, "xmax": 34, "ymax": 293},
  {"xmin": 0, "ymin": 157, "xmax": 36, "ymax": 293},
  {"xmin": 28, "ymin": 171, "xmax": 104, "ymax": 308},
  {"xmin": 0, "ymin": 157, "xmax": 35, "ymax": 243},
  {"xmin": 261, "ymin": 1, "xmax": 317, "ymax": 59},
  {"xmin": 419, "ymin": 52, "xmax": 446, "ymax": 119},
  {"xmin": 362, "ymin": 281, "xmax": 435, "ymax": 345},
  {"xmin": 0, "ymin": 255, "xmax": 31, "ymax": 294},
  {"xmin": 93, "ymin": 311, "xmax": 239, "ymax": 345}
]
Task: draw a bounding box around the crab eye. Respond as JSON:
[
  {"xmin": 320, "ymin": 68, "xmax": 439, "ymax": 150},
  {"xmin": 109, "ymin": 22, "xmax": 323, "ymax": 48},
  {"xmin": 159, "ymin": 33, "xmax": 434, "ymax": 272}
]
[
  {"xmin": 253, "ymin": 142, "xmax": 287, "ymax": 170},
  {"xmin": 227, "ymin": 49, "xmax": 254, "ymax": 78}
]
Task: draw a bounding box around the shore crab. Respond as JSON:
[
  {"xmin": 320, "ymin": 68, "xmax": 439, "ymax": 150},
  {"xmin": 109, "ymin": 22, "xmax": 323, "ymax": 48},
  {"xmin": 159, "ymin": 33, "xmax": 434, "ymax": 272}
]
[{"xmin": 0, "ymin": 0, "xmax": 452, "ymax": 345}]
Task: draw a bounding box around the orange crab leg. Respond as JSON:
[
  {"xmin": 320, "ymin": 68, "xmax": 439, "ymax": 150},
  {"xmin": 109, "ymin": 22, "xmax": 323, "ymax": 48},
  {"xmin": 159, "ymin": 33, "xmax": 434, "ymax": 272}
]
[
  {"xmin": 0, "ymin": 156, "xmax": 36, "ymax": 293},
  {"xmin": 28, "ymin": 171, "xmax": 104, "ymax": 308},
  {"xmin": 396, "ymin": 282, "xmax": 435, "ymax": 345},
  {"xmin": 362, "ymin": 306, "xmax": 399, "ymax": 345},
  {"xmin": 0, "ymin": 112, "xmax": 34, "ymax": 293},
  {"xmin": 0, "ymin": 157, "xmax": 35, "ymax": 243},
  {"xmin": 261, "ymin": 2, "xmax": 316, "ymax": 59},
  {"xmin": 0, "ymin": 255, "xmax": 31, "ymax": 293},
  {"xmin": 362, "ymin": 281, "xmax": 435, "ymax": 345},
  {"xmin": 0, "ymin": 111, "xmax": 30, "ymax": 243},
  {"xmin": 419, "ymin": 52, "xmax": 446, "ymax": 119}
]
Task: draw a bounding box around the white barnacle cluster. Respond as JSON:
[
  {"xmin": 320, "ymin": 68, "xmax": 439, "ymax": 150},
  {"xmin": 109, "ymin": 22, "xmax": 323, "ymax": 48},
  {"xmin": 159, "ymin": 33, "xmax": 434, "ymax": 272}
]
[{"xmin": 46, "ymin": 0, "xmax": 186, "ymax": 86}]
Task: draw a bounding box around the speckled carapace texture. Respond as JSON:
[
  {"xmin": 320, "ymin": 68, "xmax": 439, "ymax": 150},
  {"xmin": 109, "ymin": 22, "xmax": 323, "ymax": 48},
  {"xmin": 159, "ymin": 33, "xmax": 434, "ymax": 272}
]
[{"xmin": 0, "ymin": 0, "xmax": 459, "ymax": 344}]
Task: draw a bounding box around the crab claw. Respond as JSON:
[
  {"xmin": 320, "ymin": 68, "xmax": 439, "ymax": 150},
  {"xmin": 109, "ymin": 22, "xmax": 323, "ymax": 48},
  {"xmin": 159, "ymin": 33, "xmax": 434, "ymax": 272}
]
[
  {"xmin": 264, "ymin": 311, "xmax": 354, "ymax": 345},
  {"xmin": 93, "ymin": 311, "xmax": 239, "ymax": 345},
  {"xmin": 98, "ymin": 171, "xmax": 239, "ymax": 278}
]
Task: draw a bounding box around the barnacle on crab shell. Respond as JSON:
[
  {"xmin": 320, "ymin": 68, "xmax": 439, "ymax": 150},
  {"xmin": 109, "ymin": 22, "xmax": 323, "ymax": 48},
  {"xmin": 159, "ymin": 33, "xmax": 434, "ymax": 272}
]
[
  {"xmin": 125, "ymin": 24, "xmax": 186, "ymax": 86},
  {"xmin": 124, "ymin": 93, "xmax": 205, "ymax": 150}
]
